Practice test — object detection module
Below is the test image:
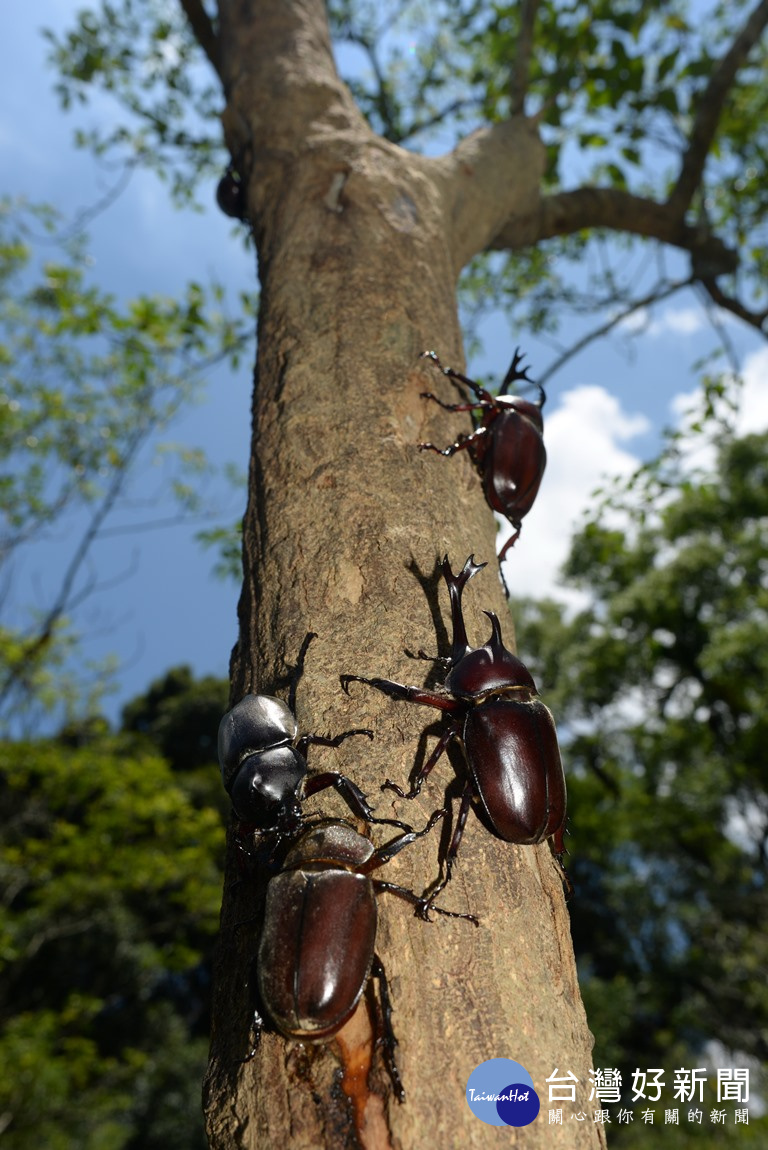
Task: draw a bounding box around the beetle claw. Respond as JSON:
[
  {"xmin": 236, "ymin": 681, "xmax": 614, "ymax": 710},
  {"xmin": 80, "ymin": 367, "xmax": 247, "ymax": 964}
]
[{"xmin": 381, "ymin": 777, "xmax": 422, "ymax": 800}]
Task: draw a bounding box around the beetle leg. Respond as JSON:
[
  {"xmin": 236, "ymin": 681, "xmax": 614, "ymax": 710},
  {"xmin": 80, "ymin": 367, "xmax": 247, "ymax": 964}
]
[
  {"xmin": 419, "ymin": 350, "xmax": 495, "ymax": 404},
  {"xmin": 497, "ymin": 523, "xmax": 523, "ymax": 565},
  {"xmin": 368, "ymin": 954, "xmax": 405, "ymax": 1103},
  {"xmin": 418, "ymin": 425, "xmax": 489, "ymax": 458},
  {"xmin": 240, "ymin": 953, "xmax": 266, "ymax": 1064},
  {"xmin": 409, "ymin": 648, "xmax": 452, "ymax": 670},
  {"xmin": 301, "ymin": 770, "xmax": 414, "ymax": 832},
  {"xmin": 417, "ymin": 779, "xmax": 474, "ymax": 920},
  {"xmin": 363, "ymin": 807, "xmax": 477, "ymax": 920},
  {"xmin": 419, "ymin": 391, "xmax": 495, "ymax": 414},
  {"xmin": 241, "ymin": 1006, "xmax": 265, "ymax": 1063},
  {"xmin": 357, "ymin": 807, "xmax": 446, "ymax": 866},
  {"xmin": 296, "ymin": 727, "xmax": 373, "ymax": 757},
  {"xmin": 374, "ymin": 878, "xmax": 479, "ymax": 925},
  {"xmin": 341, "ymin": 674, "xmax": 462, "ymax": 713},
  {"xmin": 550, "ymin": 824, "xmax": 574, "ymax": 900},
  {"xmin": 382, "ymin": 726, "xmax": 455, "ymax": 799}
]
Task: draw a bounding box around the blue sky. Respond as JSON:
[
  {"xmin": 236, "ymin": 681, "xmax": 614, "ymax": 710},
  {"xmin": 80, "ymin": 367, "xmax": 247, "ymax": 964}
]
[{"xmin": 2, "ymin": 3, "xmax": 766, "ymax": 728}]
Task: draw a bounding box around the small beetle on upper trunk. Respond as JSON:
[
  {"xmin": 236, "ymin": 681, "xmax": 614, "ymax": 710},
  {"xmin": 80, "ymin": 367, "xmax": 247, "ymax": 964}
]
[
  {"xmin": 215, "ymin": 162, "xmax": 247, "ymax": 220},
  {"xmin": 419, "ymin": 349, "xmax": 546, "ymax": 563},
  {"xmin": 342, "ymin": 557, "xmax": 568, "ymax": 914},
  {"xmin": 218, "ymin": 633, "xmax": 473, "ymax": 1101}
]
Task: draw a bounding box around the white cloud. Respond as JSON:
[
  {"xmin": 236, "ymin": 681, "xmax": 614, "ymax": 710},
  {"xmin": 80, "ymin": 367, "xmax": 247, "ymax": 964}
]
[
  {"xmin": 500, "ymin": 385, "xmax": 649, "ymax": 602},
  {"xmin": 619, "ymin": 304, "xmax": 709, "ymax": 339},
  {"xmin": 737, "ymin": 345, "xmax": 768, "ymax": 434},
  {"xmin": 654, "ymin": 307, "xmax": 706, "ymax": 336}
]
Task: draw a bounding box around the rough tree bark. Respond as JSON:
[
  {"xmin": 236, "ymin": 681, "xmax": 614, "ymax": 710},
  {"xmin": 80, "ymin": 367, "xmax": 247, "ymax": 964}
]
[
  {"xmin": 197, "ymin": 3, "xmax": 604, "ymax": 1147},
  {"xmin": 200, "ymin": 2, "xmax": 603, "ymax": 1147}
]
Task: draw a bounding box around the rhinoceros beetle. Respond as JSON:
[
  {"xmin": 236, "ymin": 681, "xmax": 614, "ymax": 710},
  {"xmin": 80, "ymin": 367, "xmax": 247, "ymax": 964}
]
[
  {"xmin": 418, "ymin": 350, "xmax": 546, "ymax": 563},
  {"xmin": 218, "ymin": 633, "xmax": 474, "ymax": 1102},
  {"xmin": 253, "ymin": 812, "xmax": 473, "ymax": 1102},
  {"xmin": 341, "ymin": 557, "xmax": 568, "ymax": 914}
]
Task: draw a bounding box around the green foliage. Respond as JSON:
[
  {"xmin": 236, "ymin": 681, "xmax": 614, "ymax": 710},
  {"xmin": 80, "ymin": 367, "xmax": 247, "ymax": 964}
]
[
  {"xmin": 339, "ymin": 0, "xmax": 768, "ymax": 338},
  {"xmin": 121, "ymin": 663, "xmax": 230, "ymax": 773},
  {"xmin": 44, "ymin": 1, "xmax": 223, "ymax": 207},
  {"xmin": 0, "ymin": 198, "xmax": 253, "ymax": 728},
  {"xmin": 511, "ymin": 428, "xmax": 768, "ymax": 1136},
  {"xmin": 195, "ymin": 517, "xmax": 243, "ymax": 583},
  {"xmin": 0, "ymin": 712, "xmax": 225, "ymax": 1148},
  {"xmin": 44, "ymin": 1, "xmax": 768, "ymax": 343}
]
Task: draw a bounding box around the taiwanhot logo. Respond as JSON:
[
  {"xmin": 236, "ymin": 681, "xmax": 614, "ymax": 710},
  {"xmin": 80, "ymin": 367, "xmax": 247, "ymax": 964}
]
[{"xmin": 465, "ymin": 1058, "xmax": 541, "ymax": 1127}]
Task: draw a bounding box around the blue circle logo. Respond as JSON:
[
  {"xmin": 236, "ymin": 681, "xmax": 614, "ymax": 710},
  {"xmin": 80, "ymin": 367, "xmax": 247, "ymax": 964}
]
[
  {"xmin": 465, "ymin": 1058, "xmax": 540, "ymax": 1127},
  {"xmin": 496, "ymin": 1082, "xmax": 541, "ymax": 1126}
]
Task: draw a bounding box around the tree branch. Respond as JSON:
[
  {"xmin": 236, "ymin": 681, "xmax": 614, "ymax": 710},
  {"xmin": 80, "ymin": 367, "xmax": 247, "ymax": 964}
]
[
  {"xmin": 439, "ymin": 116, "xmax": 546, "ymax": 269},
  {"xmin": 698, "ymin": 276, "xmax": 768, "ymax": 334},
  {"xmin": 538, "ymin": 275, "xmax": 695, "ymax": 386},
  {"xmin": 515, "ymin": 186, "xmax": 739, "ymax": 273},
  {"xmin": 509, "ymin": 0, "xmax": 540, "ymax": 116},
  {"xmin": 668, "ymin": 0, "xmax": 768, "ymax": 215},
  {"xmin": 179, "ymin": 0, "xmax": 222, "ymax": 79}
]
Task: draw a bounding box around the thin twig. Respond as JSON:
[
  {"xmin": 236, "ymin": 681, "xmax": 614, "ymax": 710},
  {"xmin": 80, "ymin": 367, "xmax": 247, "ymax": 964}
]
[
  {"xmin": 539, "ymin": 276, "xmax": 694, "ymax": 385},
  {"xmin": 698, "ymin": 277, "xmax": 768, "ymax": 334},
  {"xmin": 509, "ymin": 0, "xmax": 540, "ymax": 116}
]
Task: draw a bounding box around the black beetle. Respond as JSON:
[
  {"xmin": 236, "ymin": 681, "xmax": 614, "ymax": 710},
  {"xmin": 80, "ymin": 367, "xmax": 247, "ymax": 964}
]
[
  {"xmin": 218, "ymin": 633, "xmax": 473, "ymax": 1102},
  {"xmin": 341, "ymin": 556, "xmax": 568, "ymax": 913},
  {"xmin": 216, "ymin": 163, "xmax": 247, "ymax": 220},
  {"xmin": 418, "ymin": 349, "xmax": 546, "ymax": 563},
  {"xmin": 218, "ymin": 632, "xmax": 391, "ymax": 839}
]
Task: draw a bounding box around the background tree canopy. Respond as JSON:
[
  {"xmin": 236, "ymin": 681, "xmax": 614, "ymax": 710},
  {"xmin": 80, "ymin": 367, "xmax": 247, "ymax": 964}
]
[
  {"xmin": 1, "ymin": 1, "xmax": 767, "ymax": 1148},
  {"xmin": 0, "ymin": 670, "xmax": 228, "ymax": 1150},
  {"xmin": 513, "ymin": 418, "xmax": 768, "ymax": 1146}
]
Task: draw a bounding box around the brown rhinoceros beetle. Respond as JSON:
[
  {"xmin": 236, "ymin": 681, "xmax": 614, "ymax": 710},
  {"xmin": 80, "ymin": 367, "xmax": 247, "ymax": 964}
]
[
  {"xmin": 218, "ymin": 633, "xmax": 474, "ymax": 1101},
  {"xmin": 418, "ymin": 350, "xmax": 546, "ymax": 563},
  {"xmin": 341, "ymin": 557, "xmax": 568, "ymax": 914},
  {"xmin": 253, "ymin": 813, "xmax": 469, "ymax": 1101}
]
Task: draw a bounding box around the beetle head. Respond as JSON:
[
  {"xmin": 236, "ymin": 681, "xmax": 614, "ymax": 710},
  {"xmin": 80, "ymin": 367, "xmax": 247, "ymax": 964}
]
[
  {"xmin": 283, "ymin": 820, "xmax": 375, "ymax": 871},
  {"xmin": 445, "ymin": 611, "xmax": 537, "ymax": 699},
  {"xmin": 228, "ymin": 744, "xmax": 306, "ymax": 829},
  {"xmin": 218, "ymin": 694, "xmax": 299, "ymax": 791},
  {"xmin": 494, "ymin": 394, "xmax": 544, "ymax": 431}
]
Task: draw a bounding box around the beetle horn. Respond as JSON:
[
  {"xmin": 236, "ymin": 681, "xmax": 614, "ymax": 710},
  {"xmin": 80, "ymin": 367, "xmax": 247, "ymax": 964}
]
[
  {"xmin": 483, "ymin": 611, "xmax": 538, "ymax": 690},
  {"xmin": 483, "ymin": 611, "xmax": 507, "ymax": 654},
  {"xmin": 442, "ymin": 555, "xmax": 486, "ymax": 666},
  {"xmin": 499, "ymin": 347, "xmax": 546, "ymax": 408}
]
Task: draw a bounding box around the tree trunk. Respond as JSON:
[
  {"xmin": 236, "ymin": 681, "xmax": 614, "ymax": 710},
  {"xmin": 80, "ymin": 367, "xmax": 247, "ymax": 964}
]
[{"xmin": 204, "ymin": 2, "xmax": 604, "ymax": 1147}]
